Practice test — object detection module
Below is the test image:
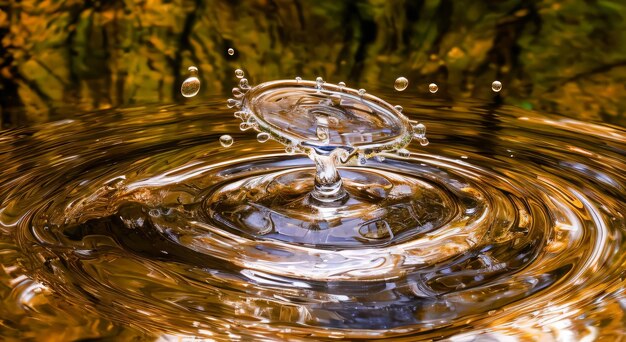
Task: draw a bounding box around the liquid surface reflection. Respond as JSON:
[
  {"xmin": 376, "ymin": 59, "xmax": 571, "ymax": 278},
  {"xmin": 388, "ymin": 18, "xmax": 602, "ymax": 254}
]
[{"xmin": 0, "ymin": 95, "xmax": 624, "ymax": 341}]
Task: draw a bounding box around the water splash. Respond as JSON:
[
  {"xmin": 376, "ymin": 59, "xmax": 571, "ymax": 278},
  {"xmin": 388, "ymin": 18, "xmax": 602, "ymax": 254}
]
[{"xmin": 0, "ymin": 86, "xmax": 624, "ymax": 341}]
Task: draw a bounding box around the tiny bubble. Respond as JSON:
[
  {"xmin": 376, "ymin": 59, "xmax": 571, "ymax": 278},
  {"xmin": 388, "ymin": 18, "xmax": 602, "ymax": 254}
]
[
  {"xmin": 235, "ymin": 69, "xmax": 244, "ymax": 78},
  {"xmin": 227, "ymin": 48, "xmax": 235, "ymax": 56},
  {"xmin": 429, "ymin": 83, "xmax": 438, "ymax": 93}
]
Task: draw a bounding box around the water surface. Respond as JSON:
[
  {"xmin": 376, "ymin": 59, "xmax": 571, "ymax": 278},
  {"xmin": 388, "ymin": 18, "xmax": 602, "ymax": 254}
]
[{"xmin": 0, "ymin": 93, "xmax": 624, "ymax": 341}]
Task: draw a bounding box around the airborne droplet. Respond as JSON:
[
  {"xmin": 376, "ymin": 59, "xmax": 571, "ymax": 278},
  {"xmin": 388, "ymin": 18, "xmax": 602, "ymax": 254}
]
[
  {"xmin": 394, "ymin": 77, "xmax": 409, "ymax": 91},
  {"xmin": 227, "ymin": 48, "xmax": 235, "ymax": 56},
  {"xmin": 492, "ymin": 80, "xmax": 502, "ymax": 92},
  {"xmin": 181, "ymin": 67, "xmax": 200, "ymax": 98},
  {"xmin": 429, "ymin": 83, "xmax": 438, "ymax": 93},
  {"xmin": 219, "ymin": 135, "xmax": 233, "ymax": 147},
  {"xmin": 235, "ymin": 69, "xmax": 244, "ymax": 79}
]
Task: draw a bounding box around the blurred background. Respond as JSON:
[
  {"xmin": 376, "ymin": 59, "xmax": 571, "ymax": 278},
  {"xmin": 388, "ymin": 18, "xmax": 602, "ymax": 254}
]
[{"xmin": 0, "ymin": 0, "xmax": 625, "ymax": 126}]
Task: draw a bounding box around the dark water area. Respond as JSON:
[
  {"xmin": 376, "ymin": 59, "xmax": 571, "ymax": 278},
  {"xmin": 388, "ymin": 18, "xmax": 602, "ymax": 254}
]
[{"xmin": 1, "ymin": 1, "xmax": 626, "ymax": 341}]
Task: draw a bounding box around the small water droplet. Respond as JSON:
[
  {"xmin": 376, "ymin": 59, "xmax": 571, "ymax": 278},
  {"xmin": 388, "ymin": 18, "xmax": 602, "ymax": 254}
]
[
  {"xmin": 219, "ymin": 135, "xmax": 233, "ymax": 147},
  {"xmin": 239, "ymin": 78, "xmax": 250, "ymax": 90},
  {"xmin": 232, "ymin": 87, "xmax": 244, "ymax": 98},
  {"xmin": 419, "ymin": 137, "xmax": 429, "ymax": 146},
  {"xmin": 358, "ymin": 88, "xmax": 366, "ymax": 96},
  {"xmin": 316, "ymin": 77, "xmax": 324, "ymax": 90},
  {"xmin": 338, "ymin": 81, "xmax": 346, "ymax": 91},
  {"xmin": 295, "ymin": 76, "xmax": 302, "ymax": 83},
  {"xmin": 394, "ymin": 105, "xmax": 403, "ymax": 112},
  {"xmin": 413, "ymin": 123, "xmax": 426, "ymax": 136},
  {"xmin": 285, "ymin": 145, "xmax": 295, "ymax": 154},
  {"xmin": 375, "ymin": 155, "xmax": 385, "ymax": 162},
  {"xmin": 181, "ymin": 76, "xmax": 200, "ymax": 97},
  {"xmin": 429, "ymin": 83, "xmax": 438, "ymax": 93},
  {"xmin": 227, "ymin": 48, "xmax": 235, "ymax": 56},
  {"xmin": 257, "ymin": 132, "xmax": 270, "ymax": 143},
  {"xmin": 394, "ymin": 77, "xmax": 409, "ymax": 91},
  {"xmin": 235, "ymin": 69, "xmax": 244, "ymax": 79},
  {"xmin": 226, "ymin": 98, "xmax": 240, "ymax": 108},
  {"xmin": 492, "ymin": 80, "xmax": 502, "ymax": 92},
  {"xmin": 239, "ymin": 122, "xmax": 251, "ymax": 131},
  {"xmin": 188, "ymin": 66, "xmax": 198, "ymax": 76}
]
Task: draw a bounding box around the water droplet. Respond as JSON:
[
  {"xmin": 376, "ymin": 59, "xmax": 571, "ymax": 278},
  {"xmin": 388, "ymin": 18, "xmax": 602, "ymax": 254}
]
[
  {"xmin": 419, "ymin": 137, "xmax": 429, "ymax": 146},
  {"xmin": 235, "ymin": 69, "xmax": 244, "ymax": 79},
  {"xmin": 227, "ymin": 48, "xmax": 235, "ymax": 56},
  {"xmin": 295, "ymin": 76, "xmax": 302, "ymax": 83},
  {"xmin": 257, "ymin": 132, "xmax": 270, "ymax": 143},
  {"xmin": 226, "ymin": 98, "xmax": 240, "ymax": 108},
  {"xmin": 429, "ymin": 83, "xmax": 438, "ymax": 93},
  {"xmin": 375, "ymin": 155, "xmax": 385, "ymax": 162},
  {"xmin": 394, "ymin": 105, "xmax": 403, "ymax": 113},
  {"xmin": 338, "ymin": 82, "xmax": 346, "ymax": 91},
  {"xmin": 232, "ymin": 87, "xmax": 244, "ymax": 98},
  {"xmin": 188, "ymin": 66, "xmax": 198, "ymax": 76},
  {"xmin": 358, "ymin": 89, "xmax": 366, "ymax": 96},
  {"xmin": 239, "ymin": 122, "xmax": 251, "ymax": 131},
  {"xmin": 316, "ymin": 77, "xmax": 324, "ymax": 90},
  {"xmin": 413, "ymin": 123, "xmax": 426, "ymax": 137},
  {"xmin": 285, "ymin": 145, "xmax": 295, "ymax": 154},
  {"xmin": 397, "ymin": 149, "xmax": 410, "ymax": 158},
  {"xmin": 219, "ymin": 135, "xmax": 233, "ymax": 147},
  {"xmin": 181, "ymin": 76, "xmax": 200, "ymax": 98},
  {"xmin": 394, "ymin": 77, "xmax": 409, "ymax": 91},
  {"xmin": 492, "ymin": 80, "xmax": 502, "ymax": 92},
  {"xmin": 239, "ymin": 78, "xmax": 250, "ymax": 90}
]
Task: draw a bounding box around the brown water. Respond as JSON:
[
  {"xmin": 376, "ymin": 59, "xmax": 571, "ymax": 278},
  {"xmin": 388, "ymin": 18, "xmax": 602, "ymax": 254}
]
[{"xmin": 0, "ymin": 92, "xmax": 625, "ymax": 341}]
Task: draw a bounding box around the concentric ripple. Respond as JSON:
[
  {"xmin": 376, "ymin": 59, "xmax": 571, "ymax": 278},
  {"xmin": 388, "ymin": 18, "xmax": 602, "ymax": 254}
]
[{"xmin": 0, "ymin": 96, "xmax": 624, "ymax": 341}]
